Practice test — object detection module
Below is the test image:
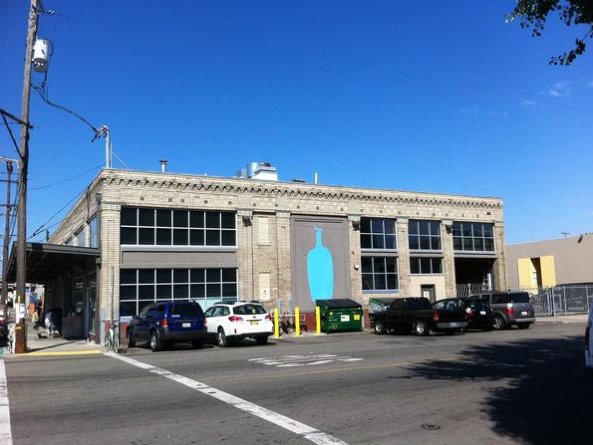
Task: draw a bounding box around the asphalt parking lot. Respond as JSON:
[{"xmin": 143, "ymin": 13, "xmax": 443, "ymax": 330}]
[{"xmin": 3, "ymin": 322, "xmax": 591, "ymax": 445}]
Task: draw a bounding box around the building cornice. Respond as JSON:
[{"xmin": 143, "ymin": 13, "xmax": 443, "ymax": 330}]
[{"xmin": 101, "ymin": 170, "xmax": 503, "ymax": 210}]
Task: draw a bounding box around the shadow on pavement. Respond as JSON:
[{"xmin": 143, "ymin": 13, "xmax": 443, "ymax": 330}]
[{"xmin": 403, "ymin": 335, "xmax": 592, "ymax": 445}]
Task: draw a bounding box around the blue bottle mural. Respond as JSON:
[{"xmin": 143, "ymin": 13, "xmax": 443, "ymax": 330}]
[{"xmin": 307, "ymin": 227, "xmax": 334, "ymax": 302}]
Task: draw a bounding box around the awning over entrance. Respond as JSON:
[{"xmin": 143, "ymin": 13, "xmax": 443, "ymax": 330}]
[{"xmin": 7, "ymin": 243, "xmax": 100, "ymax": 284}]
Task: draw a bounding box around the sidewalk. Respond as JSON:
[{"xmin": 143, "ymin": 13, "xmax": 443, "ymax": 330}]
[
  {"xmin": 535, "ymin": 314, "xmax": 588, "ymax": 324},
  {"xmin": 2, "ymin": 318, "xmax": 103, "ymax": 358}
]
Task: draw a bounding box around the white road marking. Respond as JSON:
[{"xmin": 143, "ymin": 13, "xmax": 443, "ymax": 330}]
[
  {"xmin": 105, "ymin": 352, "xmax": 349, "ymax": 445},
  {"xmin": 249, "ymin": 354, "xmax": 363, "ymax": 368},
  {"xmin": 0, "ymin": 361, "xmax": 13, "ymax": 445}
]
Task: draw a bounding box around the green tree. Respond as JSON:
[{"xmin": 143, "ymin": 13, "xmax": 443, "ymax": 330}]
[{"xmin": 507, "ymin": 0, "xmax": 593, "ymax": 65}]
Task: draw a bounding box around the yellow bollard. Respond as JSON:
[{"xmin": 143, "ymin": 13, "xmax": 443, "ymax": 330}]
[
  {"xmin": 273, "ymin": 308, "xmax": 280, "ymax": 338},
  {"xmin": 295, "ymin": 307, "xmax": 301, "ymax": 336},
  {"xmin": 316, "ymin": 306, "xmax": 321, "ymax": 335}
]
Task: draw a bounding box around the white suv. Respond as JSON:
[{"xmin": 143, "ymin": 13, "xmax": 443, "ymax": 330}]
[{"xmin": 204, "ymin": 302, "xmax": 273, "ymax": 347}]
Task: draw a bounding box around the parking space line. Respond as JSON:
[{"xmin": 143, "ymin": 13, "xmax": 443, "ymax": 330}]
[
  {"xmin": 0, "ymin": 361, "xmax": 13, "ymax": 445},
  {"xmin": 104, "ymin": 352, "xmax": 349, "ymax": 445}
]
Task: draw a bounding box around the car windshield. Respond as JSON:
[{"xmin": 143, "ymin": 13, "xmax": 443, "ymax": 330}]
[
  {"xmin": 234, "ymin": 304, "xmax": 266, "ymax": 315},
  {"xmin": 508, "ymin": 292, "xmax": 530, "ymax": 303},
  {"xmin": 172, "ymin": 303, "xmax": 203, "ymax": 317}
]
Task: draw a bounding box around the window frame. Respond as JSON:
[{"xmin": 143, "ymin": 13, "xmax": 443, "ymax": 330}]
[
  {"xmin": 452, "ymin": 222, "xmax": 495, "ymax": 253},
  {"xmin": 120, "ymin": 207, "xmax": 237, "ymax": 247}
]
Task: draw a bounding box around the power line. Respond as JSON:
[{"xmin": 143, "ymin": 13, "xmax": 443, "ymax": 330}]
[
  {"xmin": 29, "ymin": 163, "xmax": 101, "ymax": 191},
  {"xmin": 28, "ymin": 185, "xmax": 88, "ymax": 239}
]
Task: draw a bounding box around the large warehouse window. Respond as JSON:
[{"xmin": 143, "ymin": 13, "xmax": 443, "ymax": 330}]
[
  {"xmin": 452, "ymin": 222, "xmax": 495, "ymax": 252},
  {"xmin": 361, "ymin": 257, "xmax": 399, "ymax": 290},
  {"xmin": 120, "ymin": 207, "xmax": 236, "ymax": 247},
  {"xmin": 360, "ymin": 217, "xmax": 397, "ymax": 250},
  {"xmin": 119, "ymin": 268, "xmax": 238, "ymax": 316},
  {"xmin": 408, "ymin": 220, "xmax": 441, "ymax": 250},
  {"xmin": 360, "ymin": 217, "xmax": 398, "ymax": 291},
  {"xmin": 410, "ymin": 257, "xmax": 443, "ymax": 274}
]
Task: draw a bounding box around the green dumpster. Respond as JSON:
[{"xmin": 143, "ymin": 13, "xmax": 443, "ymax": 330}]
[{"xmin": 317, "ymin": 299, "xmax": 363, "ymax": 333}]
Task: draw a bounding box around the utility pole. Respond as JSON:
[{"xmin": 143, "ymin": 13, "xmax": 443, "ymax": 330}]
[
  {"xmin": 2, "ymin": 161, "xmax": 14, "ymax": 307},
  {"xmin": 14, "ymin": 0, "xmax": 40, "ymax": 352}
]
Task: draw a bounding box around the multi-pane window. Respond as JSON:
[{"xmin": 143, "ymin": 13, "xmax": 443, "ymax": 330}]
[
  {"xmin": 408, "ymin": 220, "xmax": 441, "ymax": 250},
  {"xmin": 360, "ymin": 218, "xmax": 397, "ymax": 250},
  {"xmin": 89, "ymin": 216, "xmax": 99, "ymax": 248},
  {"xmin": 452, "ymin": 222, "xmax": 495, "ymax": 252},
  {"xmin": 410, "ymin": 257, "xmax": 443, "ymax": 274},
  {"xmin": 361, "ymin": 257, "xmax": 399, "ymax": 291},
  {"xmin": 120, "ymin": 207, "xmax": 236, "ymax": 247},
  {"xmin": 360, "ymin": 218, "xmax": 398, "ymax": 292},
  {"xmin": 119, "ymin": 268, "xmax": 238, "ymax": 316},
  {"xmin": 75, "ymin": 228, "xmax": 85, "ymax": 247}
]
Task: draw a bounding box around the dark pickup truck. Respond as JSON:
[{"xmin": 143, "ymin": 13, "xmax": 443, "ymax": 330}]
[{"xmin": 371, "ymin": 297, "xmax": 468, "ymax": 336}]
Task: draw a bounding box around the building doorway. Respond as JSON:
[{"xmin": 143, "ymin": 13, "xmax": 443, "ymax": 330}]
[{"xmin": 421, "ymin": 284, "xmax": 436, "ymax": 303}]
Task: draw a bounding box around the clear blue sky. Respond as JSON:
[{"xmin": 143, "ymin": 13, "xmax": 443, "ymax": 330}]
[{"xmin": 1, "ymin": 1, "xmax": 592, "ymax": 245}]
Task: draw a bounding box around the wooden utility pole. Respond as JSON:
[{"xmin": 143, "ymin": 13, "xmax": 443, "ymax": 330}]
[
  {"xmin": 14, "ymin": 0, "xmax": 40, "ymax": 352},
  {"xmin": 2, "ymin": 161, "xmax": 14, "ymax": 306}
]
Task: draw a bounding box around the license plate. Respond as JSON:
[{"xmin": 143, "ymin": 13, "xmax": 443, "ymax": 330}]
[
  {"xmin": 182, "ymin": 322, "xmax": 191, "ymax": 328},
  {"xmin": 521, "ymin": 311, "xmax": 528, "ymax": 316},
  {"xmin": 341, "ymin": 315, "xmax": 350, "ymax": 322},
  {"xmin": 250, "ymin": 320, "xmax": 259, "ymax": 326},
  {"xmin": 480, "ymin": 311, "xmax": 486, "ymax": 315},
  {"xmin": 449, "ymin": 322, "xmax": 459, "ymax": 327}
]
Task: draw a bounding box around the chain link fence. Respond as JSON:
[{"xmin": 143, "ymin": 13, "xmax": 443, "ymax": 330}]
[{"xmin": 526, "ymin": 284, "xmax": 593, "ymax": 317}]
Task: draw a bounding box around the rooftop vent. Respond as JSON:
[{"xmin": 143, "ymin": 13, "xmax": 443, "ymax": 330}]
[{"xmin": 236, "ymin": 162, "xmax": 278, "ymax": 181}]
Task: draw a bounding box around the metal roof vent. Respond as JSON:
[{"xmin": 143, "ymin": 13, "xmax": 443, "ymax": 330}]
[{"xmin": 236, "ymin": 162, "xmax": 278, "ymax": 181}]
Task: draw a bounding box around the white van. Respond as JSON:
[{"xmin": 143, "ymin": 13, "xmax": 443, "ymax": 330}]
[{"xmin": 585, "ymin": 301, "xmax": 593, "ymax": 377}]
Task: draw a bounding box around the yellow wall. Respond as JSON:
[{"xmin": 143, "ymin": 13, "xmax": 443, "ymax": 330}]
[
  {"xmin": 517, "ymin": 258, "xmax": 533, "ymax": 289},
  {"xmin": 517, "ymin": 256, "xmax": 556, "ymax": 289},
  {"xmin": 540, "ymin": 255, "xmax": 556, "ymax": 287}
]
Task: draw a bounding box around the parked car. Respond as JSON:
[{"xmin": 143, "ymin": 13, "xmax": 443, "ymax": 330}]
[
  {"xmin": 460, "ymin": 298, "xmax": 494, "ymax": 331},
  {"xmin": 204, "ymin": 302, "xmax": 273, "ymax": 347},
  {"xmin": 585, "ymin": 300, "xmax": 593, "ymax": 378},
  {"xmin": 372, "ymin": 297, "xmax": 468, "ymax": 336},
  {"xmin": 433, "ymin": 298, "xmax": 494, "ymax": 331},
  {"xmin": 126, "ymin": 301, "xmax": 207, "ymax": 352},
  {"xmin": 467, "ymin": 291, "xmax": 535, "ymax": 330}
]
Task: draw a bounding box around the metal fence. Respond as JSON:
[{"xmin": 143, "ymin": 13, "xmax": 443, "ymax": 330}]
[
  {"xmin": 456, "ymin": 283, "xmax": 491, "ymax": 298},
  {"xmin": 527, "ymin": 284, "xmax": 593, "ymax": 317}
]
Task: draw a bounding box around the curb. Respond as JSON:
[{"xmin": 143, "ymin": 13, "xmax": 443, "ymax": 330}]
[{"xmin": 5, "ymin": 349, "xmax": 103, "ymax": 358}]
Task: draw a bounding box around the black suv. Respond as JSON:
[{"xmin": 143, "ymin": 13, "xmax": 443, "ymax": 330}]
[
  {"xmin": 467, "ymin": 291, "xmax": 535, "ymax": 330},
  {"xmin": 126, "ymin": 301, "xmax": 207, "ymax": 351}
]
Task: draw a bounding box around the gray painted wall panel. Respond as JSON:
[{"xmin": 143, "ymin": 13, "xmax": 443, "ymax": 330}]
[
  {"xmin": 121, "ymin": 249, "xmax": 237, "ymax": 269},
  {"xmin": 290, "ymin": 215, "xmax": 350, "ymax": 311}
]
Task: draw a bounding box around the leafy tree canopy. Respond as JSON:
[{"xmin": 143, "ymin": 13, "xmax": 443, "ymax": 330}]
[{"xmin": 507, "ymin": 0, "xmax": 593, "ymax": 65}]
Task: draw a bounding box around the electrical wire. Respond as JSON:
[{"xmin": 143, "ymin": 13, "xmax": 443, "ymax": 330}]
[
  {"xmin": 28, "ymin": 186, "xmax": 88, "ymax": 240},
  {"xmin": 0, "ymin": 112, "xmax": 20, "ymax": 155},
  {"xmin": 33, "ymin": 80, "xmax": 98, "ymax": 136},
  {"xmin": 29, "ymin": 164, "xmax": 102, "ymax": 191}
]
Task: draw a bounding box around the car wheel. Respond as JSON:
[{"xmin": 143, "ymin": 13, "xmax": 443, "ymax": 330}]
[
  {"xmin": 191, "ymin": 340, "xmax": 204, "ymax": 349},
  {"xmin": 374, "ymin": 320, "xmax": 386, "ymax": 335},
  {"xmin": 414, "ymin": 320, "xmax": 428, "ymax": 336},
  {"xmin": 127, "ymin": 329, "xmax": 136, "ymax": 348},
  {"xmin": 518, "ymin": 323, "xmax": 531, "ymax": 330},
  {"xmin": 216, "ymin": 328, "xmax": 227, "ymax": 348},
  {"xmin": 256, "ymin": 335, "xmax": 268, "ymax": 345},
  {"xmin": 493, "ymin": 315, "xmax": 506, "ymax": 330},
  {"xmin": 149, "ymin": 331, "xmax": 162, "ymax": 352}
]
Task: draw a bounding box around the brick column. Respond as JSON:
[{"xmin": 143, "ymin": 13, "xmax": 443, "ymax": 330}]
[
  {"xmin": 99, "ymin": 202, "xmax": 121, "ymax": 343},
  {"xmin": 493, "ymin": 222, "xmax": 507, "ymax": 290},
  {"xmin": 442, "ymin": 220, "xmax": 457, "ymax": 296},
  {"xmin": 398, "ymin": 218, "xmax": 410, "ymax": 297}
]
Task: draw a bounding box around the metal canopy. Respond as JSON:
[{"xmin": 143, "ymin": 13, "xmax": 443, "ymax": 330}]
[{"xmin": 6, "ymin": 243, "xmax": 100, "ymax": 284}]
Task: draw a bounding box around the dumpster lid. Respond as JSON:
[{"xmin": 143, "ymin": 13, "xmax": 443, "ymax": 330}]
[{"xmin": 316, "ymin": 299, "xmax": 362, "ymax": 309}]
